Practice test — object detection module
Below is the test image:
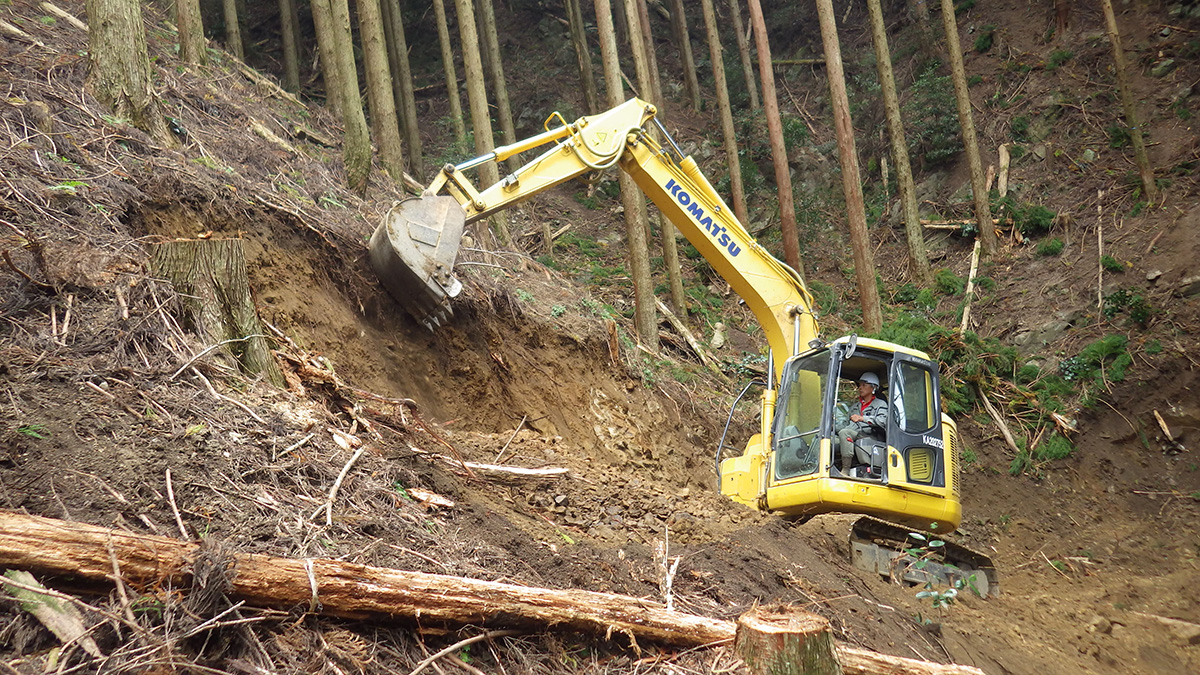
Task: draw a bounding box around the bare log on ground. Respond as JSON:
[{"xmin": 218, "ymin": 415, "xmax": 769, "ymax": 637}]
[
  {"xmin": 0, "ymin": 511, "xmax": 732, "ymax": 648},
  {"xmin": 0, "ymin": 512, "xmax": 985, "ymax": 673}
]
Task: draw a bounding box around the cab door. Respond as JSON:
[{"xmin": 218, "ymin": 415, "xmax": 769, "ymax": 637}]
[{"xmin": 884, "ymin": 354, "xmax": 947, "ymax": 493}]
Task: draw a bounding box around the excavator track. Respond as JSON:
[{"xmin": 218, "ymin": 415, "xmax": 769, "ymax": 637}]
[{"xmin": 848, "ymin": 516, "xmax": 999, "ymax": 597}]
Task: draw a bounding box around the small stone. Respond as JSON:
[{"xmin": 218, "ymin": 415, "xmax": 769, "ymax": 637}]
[
  {"xmin": 1177, "ymin": 275, "xmax": 1200, "ymax": 297},
  {"xmin": 1147, "ymin": 269, "xmax": 1163, "ymax": 283},
  {"xmin": 1032, "ymin": 144, "xmax": 1047, "ymax": 160},
  {"xmin": 1082, "ymin": 148, "xmax": 1097, "ymax": 162},
  {"xmin": 1151, "ymin": 59, "xmax": 1178, "ymax": 78},
  {"xmin": 1087, "ymin": 616, "xmax": 1112, "ymax": 634}
]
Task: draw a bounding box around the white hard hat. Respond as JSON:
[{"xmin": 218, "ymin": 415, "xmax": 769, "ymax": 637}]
[{"xmin": 858, "ymin": 372, "xmax": 880, "ymax": 388}]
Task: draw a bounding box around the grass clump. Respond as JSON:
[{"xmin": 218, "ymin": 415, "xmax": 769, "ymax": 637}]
[
  {"xmin": 934, "ymin": 269, "xmax": 965, "ymax": 296},
  {"xmin": 1100, "ymin": 255, "xmax": 1125, "ymax": 273},
  {"xmin": 974, "ymin": 25, "xmax": 997, "ymax": 53},
  {"xmin": 1035, "ymin": 433, "xmax": 1075, "ymax": 461},
  {"xmin": 1037, "ymin": 237, "xmax": 1064, "ymax": 256},
  {"xmin": 1047, "ymin": 49, "xmax": 1073, "ymax": 69},
  {"xmin": 1104, "ymin": 289, "xmax": 1152, "ymax": 326},
  {"xmin": 1010, "ymin": 115, "xmax": 1031, "ymax": 142},
  {"xmin": 1060, "ymin": 334, "xmax": 1132, "ymax": 386}
]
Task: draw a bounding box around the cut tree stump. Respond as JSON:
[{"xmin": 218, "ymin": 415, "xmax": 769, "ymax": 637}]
[
  {"xmin": 151, "ymin": 238, "xmax": 284, "ymax": 387},
  {"xmin": 0, "ymin": 512, "xmax": 985, "ymax": 673},
  {"xmin": 737, "ymin": 606, "xmax": 842, "ymax": 675}
]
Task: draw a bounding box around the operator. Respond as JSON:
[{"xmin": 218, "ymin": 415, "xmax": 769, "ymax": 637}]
[{"xmin": 836, "ymin": 372, "xmax": 887, "ymax": 474}]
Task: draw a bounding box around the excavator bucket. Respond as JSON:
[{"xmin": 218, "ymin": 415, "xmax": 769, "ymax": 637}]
[{"xmin": 368, "ymin": 196, "xmax": 466, "ymax": 329}]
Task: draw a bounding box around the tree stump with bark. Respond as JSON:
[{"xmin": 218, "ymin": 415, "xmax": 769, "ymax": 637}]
[
  {"xmin": 736, "ymin": 606, "xmax": 843, "ymax": 675},
  {"xmin": 151, "ymin": 238, "xmax": 284, "ymax": 387}
]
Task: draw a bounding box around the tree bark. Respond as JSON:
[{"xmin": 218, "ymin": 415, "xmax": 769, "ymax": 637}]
[
  {"xmin": 866, "ymin": 0, "xmax": 931, "ymax": 287},
  {"xmin": 565, "ymin": 0, "xmax": 600, "ymax": 114},
  {"xmin": 222, "ymin": 0, "xmax": 243, "ymax": 59},
  {"xmin": 666, "ymin": 0, "xmax": 701, "ymax": 112},
  {"xmin": 322, "ymin": 0, "xmax": 372, "ymax": 195},
  {"xmin": 358, "ymin": 0, "xmax": 406, "ymax": 181},
  {"xmin": 309, "ymin": 0, "xmax": 343, "ymax": 119},
  {"xmin": 815, "ymin": 0, "xmax": 882, "ymax": 333},
  {"xmin": 477, "ymin": 0, "xmax": 519, "ymax": 173},
  {"xmin": 176, "ymin": 0, "xmax": 206, "ymax": 64},
  {"xmin": 595, "ymin": 0, "xmax": 658, "ymax": 352},
  {"xmin": 624, "ymin": 0, "xmax": 686, "ymax": 314},
  {"xmin": 700, "ymin": 0, "xmax": 749, "ymax": 225},
  {"xmin": 382, "ymin": 0, "xmax": 424, "ymax": 180},
  {"xmin": 85, "ymin": 0, "xmax": 172, "ymax": 144},
  {"xmin": 277, "ymin": 0, "xmax": 301, "ymax": 92},
  {"xmin": 456, "ymin": 0, "xmax": 511, "ymax": 246},
  {"xmin": 1100, "ymin": 0, "xmax": 1157, "ymax": 203},
  {"xmin": 0, "ymin": 511, "xmax": 986, "ymax": 674},
  {"xmin": 150, "ymin": 239, "xmax": 284, "ymax": 387},
  {"xmin": 736, "ymin": 607, "xmax": 843, "ymax": 675},
  {"xmin": 745, "ymin": 0, "xmax": 804, "ymax": 280},
  {"xmin": 433, "ymin": 0, "xmax": 468, "ymax": 150},
  {"xmin": 729, "ymin": 0, "xmax": 760, "ymax": 110},
  {"xmin": 635, "ymin": 0, "xmax": 664, "ymax": 109},
  {"xmin": 357, "ymin": 0, "xmax": 405, "ymax": 181},
  {"xmin": 938, "ymin": 0, "xmax": 997, "ymax": 256}
]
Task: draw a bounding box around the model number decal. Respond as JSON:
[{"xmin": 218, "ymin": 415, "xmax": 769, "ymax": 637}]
[
  {"xmin": 922, "ymin": 434, "xmax": 945, "ymax": 449},
  {"xmin": 665, "ymin": 178, "xmax": 741, "ymax": 257}
]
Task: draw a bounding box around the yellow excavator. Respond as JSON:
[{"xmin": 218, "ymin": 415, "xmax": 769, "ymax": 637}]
[{"xmin": 369, "ymin": 99, "xmax": 997, "ymax": 595}]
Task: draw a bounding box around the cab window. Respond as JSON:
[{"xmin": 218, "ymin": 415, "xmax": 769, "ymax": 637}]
[
  {"xmin": 773, "ymin": 351, "xmax": 831, "ymax": 479},
  {"xmin": 892, "ymin": 362, "xmax": 937, "ymax": 434}
]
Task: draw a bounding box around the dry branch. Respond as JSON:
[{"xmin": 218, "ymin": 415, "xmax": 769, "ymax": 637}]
[
  {"xmin": 0, "ymin": 512, "xmax": 983, "ymax": 673},
  {"xmin": 976, "ymin": 386, "xmax": 1021, "ymax": 456},
  {"xmin": 40, "ymin": 2, "xmax": 88, "ymax": 31}
]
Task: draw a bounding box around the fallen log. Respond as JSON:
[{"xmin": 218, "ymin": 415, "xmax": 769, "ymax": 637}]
[
  {"xmin": 0, "ymin": 512, "xmax": 984, "ymax": 673},
  {"xmin": 0, "ymin": 511, "xmax": 730, "ymax": 648}
]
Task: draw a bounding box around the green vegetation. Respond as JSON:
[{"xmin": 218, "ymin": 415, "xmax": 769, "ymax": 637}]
[
  {"xmin": 1037, "ymin": 237, "xmax": 1064, "ymax": 256},
  {"xmin": 514, "ymin": 289, "xmax": 534, "ymax": 302},
  {"xmin": 934, "ymin": 269, "xmax": 965, "ymax": 296},
  {"xmin": 1060, "ymin": 334, "xmax": 1132, "ymax": 386},
  {"xmin": 1047, "ymin": 49, "xmax": 1074, "ymax": 70},
  {"xmin": 1035, "ymin": 433, "xmax": 1075, "ymax": 461},
  {"xmin": 15, "ymin": 424, "xmax": 48, "ymax": 439},
  {"xmin": 1100, "ymin": 255, "xmax": 1125, "ymax": 273},
  {"xmin": 1009, "ymin": 116, "xmax": 1030, "ymax": 142},
  {"xmin": 974, "ymin": 25, "xmax": 997, "ymax": 53},
  {"xmin": 904, "ymin": 62, "xmax": 961, "ymax": 167},
  {"xmin": 1104, "ymin": 289, "xmax": 1152, "ymax": 326},
  {"xmin": 1107, "ymin": 124, "xmax": 1131, "ymax": 149},
  {"xmin": 994, "ymin": 196, "xmax": 1056, "ymax": 234}
]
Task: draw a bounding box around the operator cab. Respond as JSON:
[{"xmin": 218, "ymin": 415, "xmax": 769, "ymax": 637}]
[{"xmin": 768, "ymin": 336, "xmax": 953, "ymax": 518}]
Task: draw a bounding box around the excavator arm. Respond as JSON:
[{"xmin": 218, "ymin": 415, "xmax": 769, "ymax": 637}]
[{"xmin": 370, "ymin": 98, "xmax": 817, "ymax": 371}]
